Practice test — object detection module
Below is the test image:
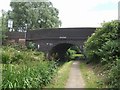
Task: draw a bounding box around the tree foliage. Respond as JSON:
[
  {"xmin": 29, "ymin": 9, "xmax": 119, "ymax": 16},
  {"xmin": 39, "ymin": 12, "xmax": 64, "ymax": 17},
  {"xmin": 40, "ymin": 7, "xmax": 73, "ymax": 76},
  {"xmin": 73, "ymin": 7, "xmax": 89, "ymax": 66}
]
[
  {"xmin": 0, "ymin": 10, "xmax": 8, "ymax": 40},
  {"xmin": 84, "ymin": 20, "xmax": 120, "ymax": 88},
  {"xmin": 9, "ymin": 1, "xmax": 61, "ymax": 31},
  {"xmin": 84, "ymin": 20, "xmax": 120, "ymax": 63}
]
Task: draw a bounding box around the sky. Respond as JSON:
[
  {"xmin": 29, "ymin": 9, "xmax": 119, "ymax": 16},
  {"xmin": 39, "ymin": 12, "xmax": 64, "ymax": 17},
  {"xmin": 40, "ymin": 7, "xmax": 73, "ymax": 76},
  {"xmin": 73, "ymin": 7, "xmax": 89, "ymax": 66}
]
[{"xmin": 0, "ymin": 0, "xmax": 119, "ymax": 27}]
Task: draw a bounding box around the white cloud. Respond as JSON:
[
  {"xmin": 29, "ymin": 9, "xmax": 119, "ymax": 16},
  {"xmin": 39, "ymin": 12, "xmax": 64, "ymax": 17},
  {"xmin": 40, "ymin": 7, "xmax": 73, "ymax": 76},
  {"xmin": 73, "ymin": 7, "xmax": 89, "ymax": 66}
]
[
  {"xmin": 58, "ymin": 10, "xmax": 117, "ymax": 27},
  {"xmin": 0, "ymin": 0, "xmax": 11, "ymax": 10},
  {"xmin": 0, "ymin": 0, "xmax": 11, "ymax": 16},
  {"xmin": 0, "ymin": 0, "xmax": 119, "ymax": 27},
  {"xmin": 50, "ymin": 0, "xmax": 119, "ymax": 27}
]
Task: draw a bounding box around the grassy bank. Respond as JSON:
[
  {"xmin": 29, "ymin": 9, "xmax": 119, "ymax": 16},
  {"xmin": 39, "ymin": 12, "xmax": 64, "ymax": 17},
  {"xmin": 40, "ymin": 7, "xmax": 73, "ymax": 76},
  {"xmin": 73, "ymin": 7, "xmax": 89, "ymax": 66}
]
[
  {"xmin": 2, "ymin": 46, "xmax": 57, "ymax": 88},
  {"xmin": 79, "ymin": 61, "xmax": 104, "ymax": 88},
  {"xmin": 46, "ymin": 61, "xmax": 73, "ymax": 88}
]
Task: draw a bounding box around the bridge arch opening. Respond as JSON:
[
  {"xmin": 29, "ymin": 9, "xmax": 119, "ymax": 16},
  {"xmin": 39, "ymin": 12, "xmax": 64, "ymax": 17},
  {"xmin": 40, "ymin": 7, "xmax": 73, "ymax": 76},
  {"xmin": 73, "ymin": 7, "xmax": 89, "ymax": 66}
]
[{"xmin": 49, "ymin": 43, "xmax": 82, "ymax": 61}]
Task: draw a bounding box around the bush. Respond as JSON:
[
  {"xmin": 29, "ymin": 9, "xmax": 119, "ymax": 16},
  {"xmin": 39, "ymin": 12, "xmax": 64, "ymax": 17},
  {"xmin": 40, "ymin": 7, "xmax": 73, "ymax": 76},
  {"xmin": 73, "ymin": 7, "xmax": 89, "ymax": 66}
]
[
  {"xmin": 84, "ymin": 20, "xmax": 120, "ymax": 63},
  {"xmin": 84, "ymin": 20, "xmax": 120, "ymax": 88},
  {"xmin": 27, "ymin": 42, "xmax": 36, "ymax": 50},
  {"xmin": 98, "ymin": 40, "xmax": 120, "ymax": 65},
  {"xmin": 105, "ymin": 57, "xmax": 120, "ymax": 88},
  {"xmin": 2, "ymin": 46, "xmax": 45, "ymax": 64}
]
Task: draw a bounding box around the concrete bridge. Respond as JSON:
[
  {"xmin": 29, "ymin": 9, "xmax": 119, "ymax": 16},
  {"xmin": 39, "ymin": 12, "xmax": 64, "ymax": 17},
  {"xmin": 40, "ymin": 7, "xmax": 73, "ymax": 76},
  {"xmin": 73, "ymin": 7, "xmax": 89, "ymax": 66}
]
[{"xmin": 26, "ymin": 28, "xmax": 96, "ymax": 59}]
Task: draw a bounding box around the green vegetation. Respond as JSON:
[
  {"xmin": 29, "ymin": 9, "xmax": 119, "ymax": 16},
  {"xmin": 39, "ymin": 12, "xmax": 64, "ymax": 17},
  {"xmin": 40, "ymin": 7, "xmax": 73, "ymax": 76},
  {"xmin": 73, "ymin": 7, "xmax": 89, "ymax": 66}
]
[
  {"xmin": 2, "ymin": 1, "xmax": 61, "ymax": 32},
  {"xmin": 46, "ymin": 61, "xmax": 73, "ymax": 88},
  {"xmin": 84, "ymin": 20, "xmax": 120, "ymax": 88},
  {"xmin": 80, "ymin": 61, "xmax": 105, "ymax": 88},
  {"xmin": 1, "ymin": 46, "xmax": 57, "ymax": 88},
  {"xmin": 27, "ymin": 42, "xmax": 36, "ymax": 50},
  {"xmin": 0, "ymin": 10, "xmax": 8, "ymax": 40},
  {"xmin": 66, "ymin": 46, "xmax": 85, "ymax": 60}
]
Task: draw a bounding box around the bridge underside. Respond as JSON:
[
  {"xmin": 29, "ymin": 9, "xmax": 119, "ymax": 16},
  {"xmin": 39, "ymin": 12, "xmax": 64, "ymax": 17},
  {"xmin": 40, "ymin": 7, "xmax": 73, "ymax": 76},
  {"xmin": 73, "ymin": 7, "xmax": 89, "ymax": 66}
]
[
  {"xmin": 26, "ymin": 39, "xmax": 85, "ymax": 52},
  {"xmin": 26, "ymin": 39, "xmax": 85, "ymax": 61},
  {"xmin": 49, "ymin": 43, "xmax": 74, "ymax": 60}
]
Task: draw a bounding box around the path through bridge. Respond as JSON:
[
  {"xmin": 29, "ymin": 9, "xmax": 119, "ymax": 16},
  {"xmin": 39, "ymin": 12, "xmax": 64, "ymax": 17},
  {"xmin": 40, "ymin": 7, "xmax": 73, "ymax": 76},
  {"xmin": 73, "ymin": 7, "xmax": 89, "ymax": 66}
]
[{"xmin": 65, "ymin": 60, "xmax": 85, "ymax": 88}]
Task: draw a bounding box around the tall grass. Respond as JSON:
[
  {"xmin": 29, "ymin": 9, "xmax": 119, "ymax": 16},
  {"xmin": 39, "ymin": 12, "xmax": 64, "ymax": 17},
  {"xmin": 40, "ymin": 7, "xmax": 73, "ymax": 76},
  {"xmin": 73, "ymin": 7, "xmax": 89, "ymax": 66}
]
[
  {"xmin": 79, "ymin": 61, "xmax": 104, "ymax": 88},
  {"xmin": 1, "ymin": 46, "xmax": 57, "ymax": 88},
  {"xmin": 46, "ymin": 61, "xmax": 73, "ymax": 88}
]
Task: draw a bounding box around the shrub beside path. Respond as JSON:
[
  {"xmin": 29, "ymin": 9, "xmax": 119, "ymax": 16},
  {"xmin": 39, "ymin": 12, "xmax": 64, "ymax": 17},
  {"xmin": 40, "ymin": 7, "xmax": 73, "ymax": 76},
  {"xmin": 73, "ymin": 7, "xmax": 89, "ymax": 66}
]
[{"xmin": 65, "ymin": 60, "xmax": 85, "ymax": 88}]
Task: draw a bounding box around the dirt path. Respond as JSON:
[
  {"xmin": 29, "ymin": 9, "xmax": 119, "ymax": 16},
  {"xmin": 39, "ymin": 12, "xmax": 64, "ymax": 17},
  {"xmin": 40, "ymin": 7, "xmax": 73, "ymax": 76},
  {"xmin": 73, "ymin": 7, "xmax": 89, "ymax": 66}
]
[{"xmin": 65, "ymin": 60, "xmax": 85, "ymax": 88}]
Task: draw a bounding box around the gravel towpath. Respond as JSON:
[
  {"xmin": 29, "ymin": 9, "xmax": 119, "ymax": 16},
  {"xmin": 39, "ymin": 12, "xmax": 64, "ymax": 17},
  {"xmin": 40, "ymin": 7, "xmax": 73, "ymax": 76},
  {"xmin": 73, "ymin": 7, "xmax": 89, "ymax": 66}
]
[{"xmin": 65, "ymin": 60, "xmax": 85, "ymax": 88}]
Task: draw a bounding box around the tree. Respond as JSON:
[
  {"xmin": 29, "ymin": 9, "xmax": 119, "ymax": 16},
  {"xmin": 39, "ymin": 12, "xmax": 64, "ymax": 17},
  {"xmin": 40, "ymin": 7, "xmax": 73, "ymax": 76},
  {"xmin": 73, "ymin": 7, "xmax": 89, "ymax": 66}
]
[
  {"xmin": 9, "ymin": 1, "xmax": 61, "ymax": 31},
  {"xmin": 0, "ymin": 10, "xmax": 8, "ymax": 40}
]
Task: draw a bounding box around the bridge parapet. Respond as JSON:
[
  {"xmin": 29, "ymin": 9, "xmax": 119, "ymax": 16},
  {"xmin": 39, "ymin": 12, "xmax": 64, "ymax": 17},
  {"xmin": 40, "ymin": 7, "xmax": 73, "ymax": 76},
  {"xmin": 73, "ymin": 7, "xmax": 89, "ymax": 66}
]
[{"xmin": 26, "ymin": 27, "xmax": 96, "ymax": 40}]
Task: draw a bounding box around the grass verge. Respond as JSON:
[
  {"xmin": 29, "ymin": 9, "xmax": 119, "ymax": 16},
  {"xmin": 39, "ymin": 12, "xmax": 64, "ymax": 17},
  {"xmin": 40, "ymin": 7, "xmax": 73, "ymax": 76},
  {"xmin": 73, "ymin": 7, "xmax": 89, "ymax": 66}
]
[
  {"xmin": 45, "ymin": 61, "xmax": 73, "ymax": 88},
  {"xmin": 79, "ymin": 61, "xmax": 104, "ymax": 88}
]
